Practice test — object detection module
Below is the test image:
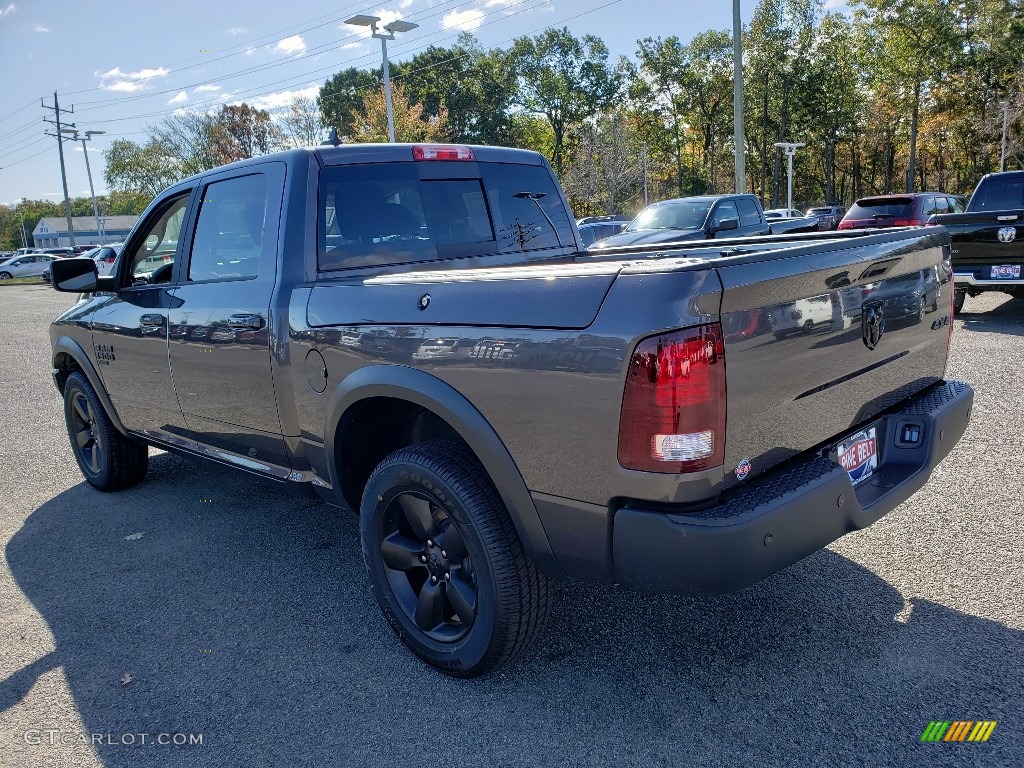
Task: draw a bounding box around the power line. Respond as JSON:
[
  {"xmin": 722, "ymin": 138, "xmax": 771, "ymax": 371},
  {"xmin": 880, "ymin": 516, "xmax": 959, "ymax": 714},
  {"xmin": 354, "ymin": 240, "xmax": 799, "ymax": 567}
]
[
  {"xmin": 0, "ymin": 135, "xmax": 47, "ymax": 159},
  {"xmin": 0, "ymin": 99, "xmax": 38, "ymax": 127},
  {"xmin": 58, "ymin": 1, "xmax": 381, "ymax": 97},
  {"xmin": 1, "ymin": 143, "xmax": 55, "ymax": 169},
  {"xmin": 68, "ymin": 0, "xmax": 476, "ymax": 113},
  {"xmin": 0, "ymin": 117, "xmax": 42, "ymax": 144},
  {"xmin": 75, "ymin": 0, "xmax": 552, "ymax": 129}
]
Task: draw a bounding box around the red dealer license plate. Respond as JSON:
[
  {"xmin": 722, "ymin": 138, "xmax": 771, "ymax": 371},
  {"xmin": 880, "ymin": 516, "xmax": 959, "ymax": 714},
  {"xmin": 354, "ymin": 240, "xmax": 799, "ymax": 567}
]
[{"xmin": 837, "ymin": 427, "xmax": 878, "ymax": 486}]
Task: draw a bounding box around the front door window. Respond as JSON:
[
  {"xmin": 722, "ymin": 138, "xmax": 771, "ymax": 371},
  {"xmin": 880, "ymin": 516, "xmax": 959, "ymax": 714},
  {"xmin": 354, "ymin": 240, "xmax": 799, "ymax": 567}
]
[{"xmin": 127, "ymin": 195, "xmax": 189, "ymax": 285}]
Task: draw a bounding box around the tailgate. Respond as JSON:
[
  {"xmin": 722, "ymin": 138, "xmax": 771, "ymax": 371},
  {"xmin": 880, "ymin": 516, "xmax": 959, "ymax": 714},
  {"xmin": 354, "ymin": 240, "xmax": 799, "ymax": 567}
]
[
  {"xmin": 715, "ymin": 228, "xmax": 952, "ymax": 490},
  {"xmin": 933, "ymin": 211, "xmax": 1024, "ymax": 276}
]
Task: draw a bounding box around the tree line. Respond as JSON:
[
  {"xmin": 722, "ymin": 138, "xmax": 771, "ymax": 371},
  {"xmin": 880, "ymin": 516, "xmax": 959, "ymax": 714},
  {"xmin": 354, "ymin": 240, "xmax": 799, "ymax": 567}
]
[{"xmin": 26, "ymin": 0, "xmax": 1024, "ymax": 247}]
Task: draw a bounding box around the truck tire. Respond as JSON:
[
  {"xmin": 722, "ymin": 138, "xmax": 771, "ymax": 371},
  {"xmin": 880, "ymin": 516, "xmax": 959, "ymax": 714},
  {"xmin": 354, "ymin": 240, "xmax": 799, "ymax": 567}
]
[
  {"xmin": 953, "ymin": 288, "xmax": 966, "ymax": 315},
  {"xmin": 360, "ymin": 439, "xmax": 552, "ymax": 677},
  {"xmin": 63, "ymin": 371, "xmax": 148, "ymax": 491}
]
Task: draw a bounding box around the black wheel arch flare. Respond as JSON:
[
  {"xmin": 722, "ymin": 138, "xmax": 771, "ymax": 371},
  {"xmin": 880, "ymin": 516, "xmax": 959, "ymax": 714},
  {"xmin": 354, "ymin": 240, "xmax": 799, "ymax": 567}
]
[
  {"xmin": 51, "ymin": 335, "xmax": 128, "ymax": 436},
  {"xmin": 324, "ymin": 365, "xmax": 565, "ymax": 579}
]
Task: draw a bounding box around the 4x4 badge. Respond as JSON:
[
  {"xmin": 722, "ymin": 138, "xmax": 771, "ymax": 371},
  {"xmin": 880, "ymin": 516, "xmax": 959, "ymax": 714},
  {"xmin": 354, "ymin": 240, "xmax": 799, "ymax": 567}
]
[{"xmin": 862, "ymin": 304, "xmax": 884, "ymax": 350}]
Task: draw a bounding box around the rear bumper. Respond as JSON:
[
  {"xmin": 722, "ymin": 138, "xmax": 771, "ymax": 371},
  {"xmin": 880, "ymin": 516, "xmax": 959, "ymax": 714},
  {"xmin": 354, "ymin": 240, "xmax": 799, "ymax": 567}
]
[
  {"xmin": 955, "ymin": 274, "xmax": 1024, "ymax": 288},
  {"xmin": 612, "ymin": 380, "xmax": 973, "ymax": 595}
]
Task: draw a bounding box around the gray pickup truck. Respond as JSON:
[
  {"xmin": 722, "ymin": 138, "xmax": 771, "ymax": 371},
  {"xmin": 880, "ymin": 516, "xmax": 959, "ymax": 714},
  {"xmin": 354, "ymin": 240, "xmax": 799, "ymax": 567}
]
[
  {"xmin": 48, "ymin": 144, "xmax": 972, "ymax": 677},
  {"xmin": 928, "ymin": 170, "xmax": 1024, "ymax": 313}
]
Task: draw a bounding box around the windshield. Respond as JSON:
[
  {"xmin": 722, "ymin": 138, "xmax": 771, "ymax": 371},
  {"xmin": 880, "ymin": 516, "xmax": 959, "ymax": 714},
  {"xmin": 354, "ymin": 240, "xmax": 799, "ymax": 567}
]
[{"xmin": 625, "ymin": 201, "xmax": 710, "ymax": 232}]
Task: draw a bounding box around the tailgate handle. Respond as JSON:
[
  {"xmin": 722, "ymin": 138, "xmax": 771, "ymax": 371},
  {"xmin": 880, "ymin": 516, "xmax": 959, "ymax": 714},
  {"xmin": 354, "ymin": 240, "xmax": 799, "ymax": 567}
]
[
  {"xmin": 859, "ymin": 258, "xmax": 900, "ymax": 281},
  {"xmin": 996, "ymin": 214, "xmax": 1019, "ymax": 222},
  {"xmin": 228, "ymin": 314, "xmax": 264, "ymax": 330}
]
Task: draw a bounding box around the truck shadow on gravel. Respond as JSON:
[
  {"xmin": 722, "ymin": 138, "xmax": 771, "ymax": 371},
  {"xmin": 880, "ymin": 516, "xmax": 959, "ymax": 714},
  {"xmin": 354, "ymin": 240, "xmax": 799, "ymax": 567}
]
[
  {"xmin": 4, "ymin": 452, "xmax": 1021, "ymax": 768},
  {"xmin": 957, "ymin": 295, "xmax": 1024, "ymax": 336}
]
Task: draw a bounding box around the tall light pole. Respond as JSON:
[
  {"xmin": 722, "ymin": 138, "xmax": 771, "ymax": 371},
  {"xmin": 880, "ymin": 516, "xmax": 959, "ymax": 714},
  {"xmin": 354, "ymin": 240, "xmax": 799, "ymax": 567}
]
[
  {"xmin": 732, "ymin": 0, "xmax": 746, "ymax": 193},
  {"xmin": 62, "ymin": 128, "xmax": 106, "ymax": 244},
  {"xmin": 1000, "ymin": 101, "xmax": 1009, "ymax": 173},
  {"xmin": 774, "ymin": 142, "xmax": 805, "ymax": 213},
  {"xmin": 345, "ymin": 15, "xmax": 419, "ymax": 143}
]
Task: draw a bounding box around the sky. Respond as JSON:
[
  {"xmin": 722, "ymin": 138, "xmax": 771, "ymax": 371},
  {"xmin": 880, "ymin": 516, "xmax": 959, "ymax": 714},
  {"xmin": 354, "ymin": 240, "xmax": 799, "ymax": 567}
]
[{"xmin": 0, "ymin": 0, "xmax": 847, "ymax": 204}]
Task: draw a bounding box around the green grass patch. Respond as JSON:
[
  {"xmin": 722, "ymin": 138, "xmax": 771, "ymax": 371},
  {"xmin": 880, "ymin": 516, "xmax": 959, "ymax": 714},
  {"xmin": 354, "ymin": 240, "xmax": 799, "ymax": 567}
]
[{"xmin": 0, "ymin": 276, "xmax": 48, "ymax": 286}]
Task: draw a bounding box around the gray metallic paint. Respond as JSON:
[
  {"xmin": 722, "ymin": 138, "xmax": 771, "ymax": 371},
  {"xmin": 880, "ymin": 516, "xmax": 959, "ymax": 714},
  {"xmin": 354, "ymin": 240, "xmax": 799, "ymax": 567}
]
[{"xmin": 50, "ymin": 144, "xmax": 959, "ymax": 585}]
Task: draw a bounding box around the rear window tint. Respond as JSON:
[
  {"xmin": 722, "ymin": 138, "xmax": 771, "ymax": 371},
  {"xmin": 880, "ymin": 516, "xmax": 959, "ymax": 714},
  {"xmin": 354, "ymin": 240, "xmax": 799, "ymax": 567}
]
[
  {"xmin": 847, "ymin": 198, "xmax": 914, "ymax": 219},
  {"xmin": 318, "ymin": 162, "xmax": 573, "ymax": 271},
  {"xmin": 971, "ymin": 177, "xmax": 1024, "ymax": 210}
]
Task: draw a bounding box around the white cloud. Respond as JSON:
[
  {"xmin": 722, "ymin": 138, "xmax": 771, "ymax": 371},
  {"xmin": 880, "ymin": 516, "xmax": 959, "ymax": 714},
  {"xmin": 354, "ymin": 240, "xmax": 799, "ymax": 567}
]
[
  {"xmin": 340, "ymin": 41, "xmax": 365, "ymax": 50},
  {"xmin": 33, "ymin": 22, "xmax": 48, "ymax": 32},
  {"xmin": 243, "ymin": 46, "xmax": 256, "ymax": 56},
  {"xmin": 228, "ymin": 84, "xmax": 320, "ymax": 112},
  {"xmin": 168, "ymin": 91, "xmax": 188, "ymax": 104},
  {"xmin": 442, "ymin": 9, "xmax": 484, "ymax": 30},
  {"xmin": 399, "ymin": 0, "xmax": 414, "ymax": 7},
  {"xmin": 96, "ymin": 66, "xmax": 170, "ymax": 92},
  {"xmin": 0, "ymin": 4, "xmax": 17, "ymax": 20},
  {"xmin": 73, "ymin": 147, "xmax": 101, "ymax": 155},
  {"xmin": 194, "ymin": 84, "xmax": 221, "ymax": 93},
  {"xmin": 226, "ymin": 26, "xmax": 250, "ymax": 35},
  {"xmin": 270, "ymin": 34, "xmax": 306, "ymax": 55}
]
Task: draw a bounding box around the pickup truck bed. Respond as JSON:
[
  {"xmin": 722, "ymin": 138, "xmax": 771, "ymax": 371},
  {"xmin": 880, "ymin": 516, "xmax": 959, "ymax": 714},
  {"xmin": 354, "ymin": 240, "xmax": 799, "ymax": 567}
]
[{"xmin": 48, "ymin": 144, "xmax": 972, "ymax": 676}]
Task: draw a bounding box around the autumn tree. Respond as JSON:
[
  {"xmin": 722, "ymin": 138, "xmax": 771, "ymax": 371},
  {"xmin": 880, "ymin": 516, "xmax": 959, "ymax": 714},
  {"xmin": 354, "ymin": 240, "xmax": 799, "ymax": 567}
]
[
  {"xmin": 280, "ymin": 95, "xmax": 325, "ymax": 148},
  {"xmin": 349, "ymin": 83, "xmax": 449, "ymax": 143},
  {"xmin": 319, "ymin": 67, "xmax": 379, "ymax": 139},
  {"xmin": 209, "ymin": 103, "xmax": 281, "ymax": 164}
]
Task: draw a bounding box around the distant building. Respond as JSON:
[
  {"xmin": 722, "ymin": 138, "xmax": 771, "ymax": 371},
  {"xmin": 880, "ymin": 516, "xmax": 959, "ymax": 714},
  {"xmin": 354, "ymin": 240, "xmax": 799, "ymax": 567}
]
[{"xmin": 33, "ymin": 215, "xmax": 138, "ymax": 247}]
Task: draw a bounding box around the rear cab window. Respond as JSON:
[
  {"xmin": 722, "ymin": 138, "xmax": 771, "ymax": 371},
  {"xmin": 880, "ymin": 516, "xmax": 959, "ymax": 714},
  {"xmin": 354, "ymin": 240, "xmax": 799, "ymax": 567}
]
[
  {"xmin": 318, "ymin": 160, "xmax": 575, "ymax": 271},
  {"xmin": 970, "ymin": 175, "xmax": 1024, "ymax": 211}
]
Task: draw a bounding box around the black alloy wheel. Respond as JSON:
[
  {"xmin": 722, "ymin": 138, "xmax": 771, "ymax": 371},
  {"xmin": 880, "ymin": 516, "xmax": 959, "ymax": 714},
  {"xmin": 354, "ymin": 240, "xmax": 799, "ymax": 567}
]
[
  {"xmin": 378, "ymin": 489, "xmax": 477, "ymax": 642},
  {"xmin": 360, "ymin": 439, "xmax": 552, "ymax": 677},
  {"xmin": 69, "ymin": 389, "xmax": 103, "ymax": 477},
  {"xmin": 62, "ymin": 371, "xmax": 148, "ymax": 491}
]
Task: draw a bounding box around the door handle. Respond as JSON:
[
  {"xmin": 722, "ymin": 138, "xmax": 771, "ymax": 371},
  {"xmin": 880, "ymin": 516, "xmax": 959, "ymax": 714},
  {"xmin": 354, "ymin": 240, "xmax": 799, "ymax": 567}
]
[
  {"xmin": 227, "ymin": 314, "xmax": 264, "ymax": 329},
  {"xmin": 140, "ymin": 314, "xmax": 165, "ymax": 327}
]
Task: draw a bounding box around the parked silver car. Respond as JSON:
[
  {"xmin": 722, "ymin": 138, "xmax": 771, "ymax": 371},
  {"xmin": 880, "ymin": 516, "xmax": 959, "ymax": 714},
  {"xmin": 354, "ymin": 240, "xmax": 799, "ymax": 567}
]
[{"xmin": 0, "ymin": 253, "xmax": 58, "ymax": 279}]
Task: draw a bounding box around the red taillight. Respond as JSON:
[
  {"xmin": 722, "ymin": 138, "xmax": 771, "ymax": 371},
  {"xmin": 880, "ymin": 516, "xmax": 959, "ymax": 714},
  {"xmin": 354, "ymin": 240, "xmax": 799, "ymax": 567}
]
[
  {"xmin": 618, "ymin": 324, "xmax": 726, "ymax": 473},
  {"xmin": 411, "ymin": 144, "xmax": 475, "ymax": 161},
  {"xmin": 893, "ymin": 218, "xmax": 924, "ymax": 227},
  {"xmin": 837, "ymin": 221, "xmax": 853, "ymax": 230}
]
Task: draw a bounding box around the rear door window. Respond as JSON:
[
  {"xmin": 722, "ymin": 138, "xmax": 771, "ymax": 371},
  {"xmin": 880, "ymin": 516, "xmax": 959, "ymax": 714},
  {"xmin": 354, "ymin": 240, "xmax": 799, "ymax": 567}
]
[
  {"xmin": 318, "ymin": 161, "xmax": 573, "ymax": 271},
  {"xmin": 187, "ymin": 173, "xmax": 267, "ymax": 282},
  {"xmin": 736, "ymin": 198, "xmax": 761, "ymax": 226}
]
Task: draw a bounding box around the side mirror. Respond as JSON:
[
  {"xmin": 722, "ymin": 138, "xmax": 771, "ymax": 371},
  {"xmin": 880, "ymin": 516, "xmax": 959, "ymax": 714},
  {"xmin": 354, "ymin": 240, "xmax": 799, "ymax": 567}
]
[
  {"xmin": 713, "ymin": 217, "xmax": 739, "ymax": 234},
  {"xmin": 50, "ymin": 257, "xmax": 99, "ymax": 293}
]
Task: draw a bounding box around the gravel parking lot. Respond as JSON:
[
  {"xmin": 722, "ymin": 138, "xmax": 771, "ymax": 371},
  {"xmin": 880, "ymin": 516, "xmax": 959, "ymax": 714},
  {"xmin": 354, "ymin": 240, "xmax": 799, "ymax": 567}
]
[{"xmin": 0, "ymin": 284, "xmax": 1021, "ymax": 768}]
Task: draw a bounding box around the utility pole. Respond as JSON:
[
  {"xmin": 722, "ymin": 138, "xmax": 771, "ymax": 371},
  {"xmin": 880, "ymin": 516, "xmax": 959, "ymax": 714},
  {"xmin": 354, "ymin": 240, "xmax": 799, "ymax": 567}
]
[
  {"xmin": 42, "ymin": 92, "xmax": 76, "ymax": 247},
  {"xmin": 732, "ymin": 0, "xmax": 746, "ymax": 193},
  {"xmin": 62, "ymin": 129, "xmax": 106, "ymax": 244},
  {"xmin": 1000, "ymin": 101, "xmax": 1009, "ymax": 172},
  {"xmin": 642, "ymin": 143, "xmax": 649, "ymax": 206}
]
